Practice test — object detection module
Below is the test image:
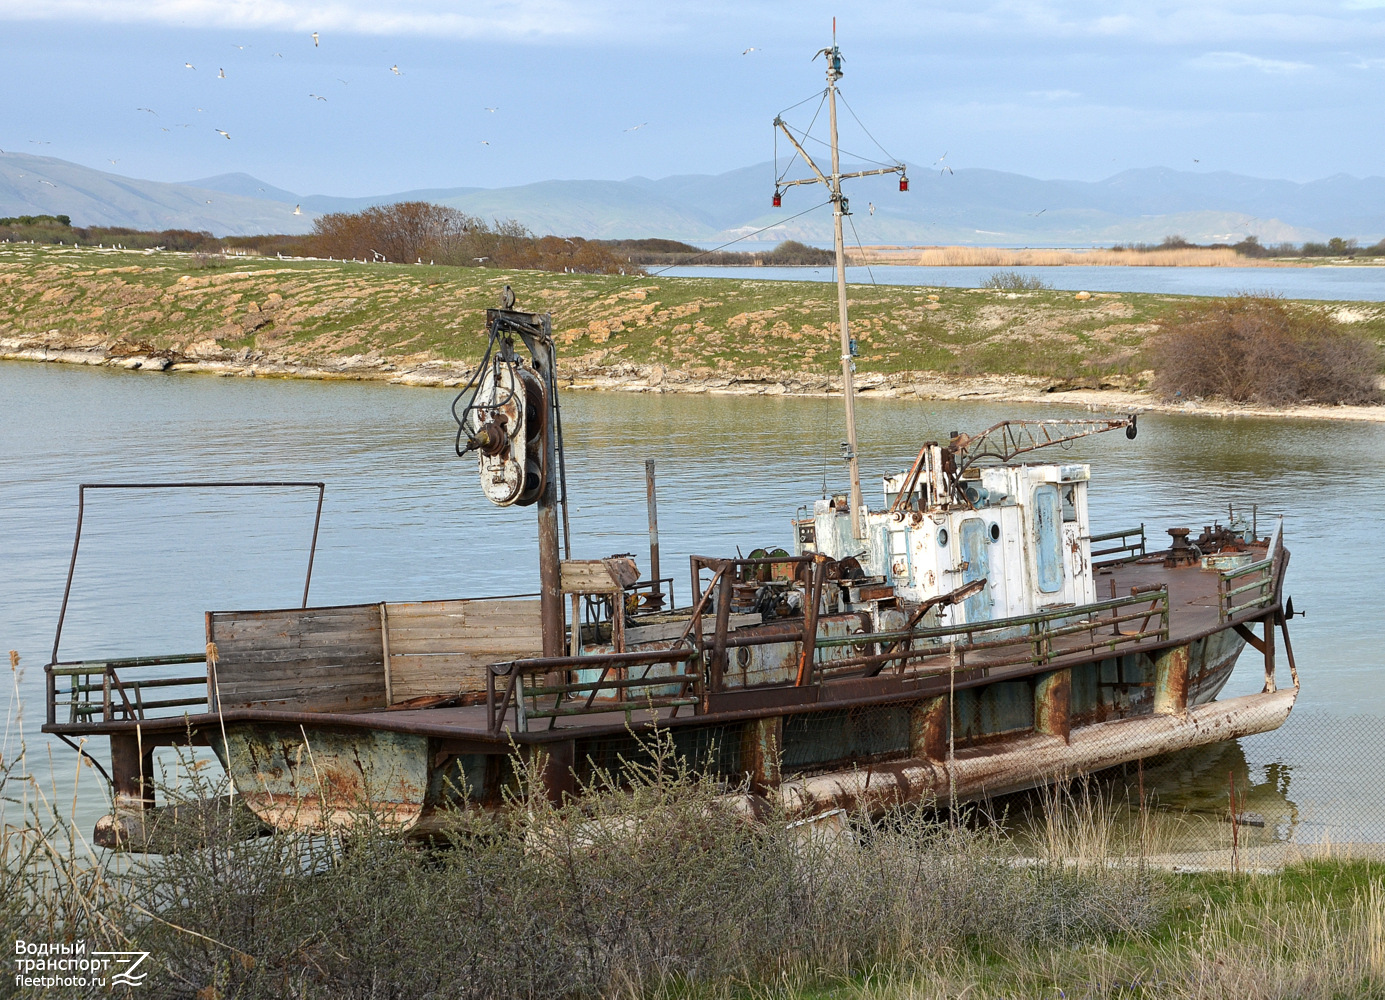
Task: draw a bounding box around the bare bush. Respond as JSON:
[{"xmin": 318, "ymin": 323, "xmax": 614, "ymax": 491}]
[
  {"xmin": 1149, "ymin": 294, "xmax": 1382, "ymax": 405},
  {"xmin": 983, "ymin": 270, "xmax": 1051, "ymax": 291},
  {"xmin": 307, "ymin": 201, "xmax": 640, "ymax": 274}
]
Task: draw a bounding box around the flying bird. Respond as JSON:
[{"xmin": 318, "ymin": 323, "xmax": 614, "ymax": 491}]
[
  {"xmin": 390, "ymin": 64, "xmax": 401, "ymax": 75},
  {"xmin": 484, "ymin": 106, "xmax": 499, "ymax": 112},
  {"xmin": 1193, "ymin": 158, "xmax": 1200, "ymax": 163},
  {"xmin": 108, "ymin": 158, "xmax": 118, "ymax": 164},
  {"xmin": 868, "ymin": 202, "xmax": 875, "ymax": 215},
  {"xmin": 29, "ymin": 139, "xmax": 51, "ymax": 144},
  {"xmin": 623, "ymin": 122, "xmax": 648, "ymax": 131},
  {"xmin": 293, "ymin": 205, "xmax": 302, "ymax": 215},
  {"xmin": 309, "ymin": 93, "xmax": 326, "ymax": 101},
  {"xmin": 218, "ymin": 68, "xmax": 226, "ymax": 78},
  {"xmin": 231, "ymin": 44, "xmax": 246, "ymax": 50},
  {"xmin": 742, "ymin": 47, "xmax": 757, "ymax": 55},
  {"xmin": 1031, "ymin": 208, "xmax": 1047, "ymax": 217},
  {"xmin": 160, "ymin": 127, "xmax": 171, "ymax": 132},
  {"xmin": 184, "ymin": 62, "xmax": 195, "ymax": 70},
  {"xmin": 39, "ymin": 179, "xmax": 57, "ymax": 187},
  {"xmin": 137, "ymin": 107, "xmax": 157, "ymax": 115},
  {"xmin": 312, "ymin": 32, "xmax": 319, "ymax": 47},
  {"xmin": 500, "ymin": 285, "xmax": 516, "ymax": 309},
  {"xmin": 273, "ymin": 52, "xmax": 284, "ymax": 58},
  {"xmin": 215, "ymin": 129, "xmax": 231, "ymax": 139},
  {"xmin": 478, "ymin": 140, "xmax": 490, "ymax": 145},
  {"xmin": 337, "ymin": 78, "xmax": 349, "ymax": 85},
  {"xmin": 940, "ymin": 165, "xmax": 953, "ymax": 175},
  {"xmin": 194, "ymin": 107, "xmax": 205, "ymax": 113}
]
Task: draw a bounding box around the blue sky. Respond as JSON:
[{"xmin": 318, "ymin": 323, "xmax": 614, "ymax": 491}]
[{"xmin": 2, "ymin": 1, "xmax": 1384, "ymax": 195}]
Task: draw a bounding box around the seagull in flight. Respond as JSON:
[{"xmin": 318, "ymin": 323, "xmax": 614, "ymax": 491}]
[
  {"xmin": 215, "ymin": 129, "xmax": 231, "ymax": 139},
  {"xmin": 137, "ymin": 107, "xmax": 157, "ymax": 116},
  {"xmin": 293, "ymin": 205, "xmax": 302, "ymax": 215},
  {"xmin": 1031, "ymin": 208, "xmax": 1047, "ymax": 217},
  {"xmin": 40, "ymin": 179, "xmax": 57, "ymax": 187},
  {"xmin": 478, "ymin": 140, "xmax": 490, "ymax": 145},
  {"xmin": 231, "ymin": 43, "xmax": 246, "ymax": 50},
  {"xmin": 742, "ymin": 47, "xmax": 757, "ymax": 55},
  {"xmin": 484, "ymin": 106, "xmax": 499, "ymax": 112},
  {"xmin": 312, "ymin": 32, "xmax": 319, "ymax": 47},
  {"xmin": 29, "ymin": 139, "xmax": 51, "ymax": 144},
  {"xmin": 218, "ymin": 68, "xmax": 226, "ymax": 79},
  {"xmin": 108, "ymin": 158, "xmax": 118, "ymax": 164},
  {"xmin": 868, "ymin": 202, "xmax": 875, "ymax": 215},
  {"xmin": 390, "ymin": 64, "xmax": 402, "ymax": 75},
  {"xmin": 624, "ymin": 122, "xmax": 648, "ymax": 131},
  {"xmin": 309, "ymin": 93, "xmax": 326, "ymax": 101},
  {"xmin": 337, "ymin": 78, "xmax": 349, "ymax": 85},
  {"xmin": 274, "ymin": 52, "xmax": 284, "ymax": 58},
  {"xmin": 184, "ymin": 62, "xmax": 195, "ymax": 70}
]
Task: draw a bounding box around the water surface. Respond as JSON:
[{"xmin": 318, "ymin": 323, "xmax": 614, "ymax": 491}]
[
  {"xmin": 661, "ymin": 263, "xmax": 1385, "ymax": 301},
  {"xmin": 2, "ymin": 361, "xmax": 1381, "ymax": 841}
]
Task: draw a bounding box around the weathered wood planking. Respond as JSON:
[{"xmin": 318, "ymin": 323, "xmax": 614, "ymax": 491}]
[
  {"xmin": 208, "ymin": 604, "xmax": 386, "ymax": 712},
  {"xmin": 384, "ymin": 599, "xmax": 542, "ymax": 704}
]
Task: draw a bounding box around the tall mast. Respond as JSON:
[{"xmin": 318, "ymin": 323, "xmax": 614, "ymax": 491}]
[
  {"xmin": 773, "ymin": 24, "xmax": 907, "ymax": 540},
  {"xmin": 823, "ymin": 30, "xmax": 864, "ymax": 538}
]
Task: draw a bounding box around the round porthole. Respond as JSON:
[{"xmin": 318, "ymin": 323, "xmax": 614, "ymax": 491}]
[
  {"xmin": 936, "ymin": 527, "xmax": 949, "ymax": 547},
  {"xmin": 989, "ymin": 522, "xmax": 1001, "ymax": 542}
]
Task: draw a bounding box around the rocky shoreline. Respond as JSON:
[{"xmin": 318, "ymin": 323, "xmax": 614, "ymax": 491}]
[{"xmin": 4, "ymin": 336, "xmax": 1384, "ymax": 424}]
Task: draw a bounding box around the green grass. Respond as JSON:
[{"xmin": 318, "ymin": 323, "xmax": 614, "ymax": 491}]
[{"xmin": 3, "ymin": 244, "xmax": 1383, "ymax": 388}]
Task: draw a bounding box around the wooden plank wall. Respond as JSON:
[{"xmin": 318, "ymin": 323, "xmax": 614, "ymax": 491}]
[
  {"xmin": 208, "ymin": 604, "xmax": 386, "ymax": 713},
  {"xmin": 384, "ymin": 599, "xmax": 543, "ymax": 705}
]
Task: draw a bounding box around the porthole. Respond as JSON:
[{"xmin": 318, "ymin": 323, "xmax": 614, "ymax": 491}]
[
  {"xmin": 936, "ymin": 527, "xmax": 949, "ymax": 547},
  {"xmin": 989, "ymin": 522, "xmax": 1001, "ymax": 542}
]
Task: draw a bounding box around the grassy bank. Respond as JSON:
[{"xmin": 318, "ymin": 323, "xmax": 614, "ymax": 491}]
[{"xmin": 2, "ymin": 244, "xmax": 1383, "ymax": 398}]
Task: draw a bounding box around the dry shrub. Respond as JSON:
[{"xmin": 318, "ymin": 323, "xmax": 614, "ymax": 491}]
[
  {"xmin": 4, "ymin": 729, "xmax": 1159, "ymax": 1000},
  {"xmin": 1149, "ymin": 294, "xmax": 1382, "ymax": 405},
  {"xmin": 307, "ymin": 201, "xmax": 640, "ymax": 274}
]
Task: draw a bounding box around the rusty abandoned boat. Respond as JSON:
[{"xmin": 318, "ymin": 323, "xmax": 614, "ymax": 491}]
[
  {"xmin": 44, "ymin": 303, "xmax": 1300, "ymax": 847},
  {"xmin": 42, "ymin": 37, "xmax": 1300, "ymax": 848}
]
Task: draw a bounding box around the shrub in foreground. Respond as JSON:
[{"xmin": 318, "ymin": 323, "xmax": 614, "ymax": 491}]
[{"xmin": 1149, "ymin": 294, "xmax": 1382, "ymax": 405}]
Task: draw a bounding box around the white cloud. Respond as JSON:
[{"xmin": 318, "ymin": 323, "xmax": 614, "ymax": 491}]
[
  {"xmin": 1191, "ymin": 50, "xmax": 1311, "ymax": 72},
  {"xmin": 0, "ymin": 0, "xmax": 627, "ymax": 39},
  {"xmin": 1027, "ymin": 89, "xmax": 1081, "ymax": 100}
]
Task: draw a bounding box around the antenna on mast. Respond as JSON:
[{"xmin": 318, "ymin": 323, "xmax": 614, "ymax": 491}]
[{"xmin": 773, "ymin": 27, "xmax": 908, "ymax": 539}]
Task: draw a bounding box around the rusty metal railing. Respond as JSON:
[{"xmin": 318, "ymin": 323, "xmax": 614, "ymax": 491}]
[
  {"xmin": 1218, "ymin": 560, "xmax": 1275, "ymax": 620},
  {"xmin": 808, "ymin": 588, "xmax": 1171, "ymax": 680},
  {"xmin": 486, "ymin": 647, "xmax": 702, "ymax": 734},
  {"xmin": 1217, "ymin": 518, "xmax": 1283, "ymax": 622},
  {"xmin": 46, "ymin": 653, "xmax": 209, "ymax": 728},
  {"xmin": 1090, "ymin": 524, "xmax": 1146, "ymax": 565}
]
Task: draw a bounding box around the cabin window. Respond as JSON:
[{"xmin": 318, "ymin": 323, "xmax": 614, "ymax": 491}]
[
  {"xmin": 1032, "ymin": 484, "xmax": 1064, "ymax": 593},
  {"xmin": 1061, "ymin": 484, "xmax": 1078, "ymax": 522}
]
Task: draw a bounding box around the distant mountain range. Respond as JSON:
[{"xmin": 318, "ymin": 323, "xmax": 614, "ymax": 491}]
[{"xmin": 5, "ymin": 150, "xmax": 1385, "ymax": 245}]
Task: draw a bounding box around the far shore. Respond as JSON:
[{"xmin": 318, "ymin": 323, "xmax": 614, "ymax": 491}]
[
  {"xmin": 6, "ymin": 341, "xmax": 1383, "ymax": 425},
  {"xmin": 845, "ymin": 245, "xmax": 1377, "ymax": 268}
]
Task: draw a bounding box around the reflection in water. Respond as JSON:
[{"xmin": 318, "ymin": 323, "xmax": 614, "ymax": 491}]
[{"xmin": 2, "ymin": 360, "xmax": 1382, "ymax": 840}]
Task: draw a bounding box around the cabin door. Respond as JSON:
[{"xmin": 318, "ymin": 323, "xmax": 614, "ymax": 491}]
[{"xmin": 959, "ymin": 517, "xmax": 991, "ymax": 622}]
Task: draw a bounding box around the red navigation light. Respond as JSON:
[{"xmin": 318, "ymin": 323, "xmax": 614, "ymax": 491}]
[
  {"xmin": 772, "ymin": 191, "xmax": 782, "ymax": 207},
  {"xmin": 899, "ymin": 175, "xmax": 909, "ymax": 192}
]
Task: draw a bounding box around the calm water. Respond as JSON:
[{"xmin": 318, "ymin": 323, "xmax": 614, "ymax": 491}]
[
  {"xmin": 2, "ymin": 361, "xmax": 1382, "ymax": 841},
  {"xmin": 661, "ymin": 264, "xmax": 1385, "ymax": 301}
]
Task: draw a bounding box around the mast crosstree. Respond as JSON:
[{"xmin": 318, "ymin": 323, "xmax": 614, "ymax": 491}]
[{"xmin": 773, "ymin": 22, "xmax": 908, "ymax": 538}]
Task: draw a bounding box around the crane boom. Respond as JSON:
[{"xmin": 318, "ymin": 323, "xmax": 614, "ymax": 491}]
[{"xmin": 950, "ymin": 415, "xmax": 1137, "ymax": 474}]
